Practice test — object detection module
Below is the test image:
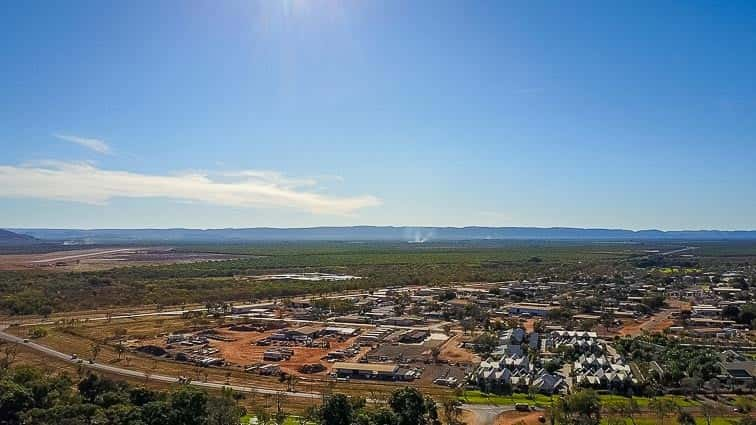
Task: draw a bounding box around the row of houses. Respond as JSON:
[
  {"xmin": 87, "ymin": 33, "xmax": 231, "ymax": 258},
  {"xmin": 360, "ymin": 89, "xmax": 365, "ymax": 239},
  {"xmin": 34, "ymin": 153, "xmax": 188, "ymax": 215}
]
[
  {"xmin": 573, "ymin": 354, "xmax": 634, "ymax": 389},
  {"xmin": 470, "ymin": 326, "xmax": 634, "ymax": 393},
  {"xmin": 473, "ymin": 358, "xmax": 567, "ymax": 394},
  {"xmin": 545, "ymin": 330, "xmax": 602, "ymax": 353},
  {"xmin": 470, "ymin": 326, "xmax": 568, "ymax": 394}
]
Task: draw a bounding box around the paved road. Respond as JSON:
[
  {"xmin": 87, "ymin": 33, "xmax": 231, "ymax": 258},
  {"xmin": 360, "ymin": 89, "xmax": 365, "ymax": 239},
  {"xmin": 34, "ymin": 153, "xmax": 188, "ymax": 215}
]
[{"xmin": 0, "ymin": 329, "xmax": 319, "ymax": 400}]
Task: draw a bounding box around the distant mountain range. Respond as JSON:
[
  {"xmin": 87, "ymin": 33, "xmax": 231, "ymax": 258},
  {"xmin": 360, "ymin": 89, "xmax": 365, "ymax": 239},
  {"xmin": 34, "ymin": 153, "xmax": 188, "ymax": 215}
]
[
  {"xmin": 7, "ymin": 226, "xmax": 756, "ymax": 243},
  {"xmin": 0, "ymin": 229, "xmax": 39, "ymax": 244}
]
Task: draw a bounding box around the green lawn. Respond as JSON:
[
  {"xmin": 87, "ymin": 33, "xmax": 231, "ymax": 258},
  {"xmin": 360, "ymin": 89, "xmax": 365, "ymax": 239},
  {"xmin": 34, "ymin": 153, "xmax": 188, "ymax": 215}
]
[
  {"xmin": 459, "ymin": 390, "xmax": 555, "ymax": 407},
  {"xmin": 239, "ymin": 415, "xmax": 303, "ymax": 425},
  {"xmin": 459, "ymin": 391, "xmax": 700, "ymax": 409},
  {"xmin": 598, "ymin": 394, "xmax": 700, "ymax": 408},
  {"xmin": 601, "ymin": 418, "xmax": 738, "ymax": 425}
]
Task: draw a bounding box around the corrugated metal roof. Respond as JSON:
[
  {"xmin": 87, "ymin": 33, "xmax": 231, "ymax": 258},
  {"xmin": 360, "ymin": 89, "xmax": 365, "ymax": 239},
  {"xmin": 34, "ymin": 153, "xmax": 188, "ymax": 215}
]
[{"xmin": 333, "ymin": 362, "xmax": 398, "ymax": 373}]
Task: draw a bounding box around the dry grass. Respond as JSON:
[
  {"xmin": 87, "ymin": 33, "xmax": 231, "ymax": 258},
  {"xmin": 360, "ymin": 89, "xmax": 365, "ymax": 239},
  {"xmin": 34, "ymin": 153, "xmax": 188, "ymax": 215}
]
[
  {"xmin": 0, "ymin": 247, "xmax": 242, "ymax": 272},
  {"xmin": 438, "ymin": 333, "xmax": 478, "ymax": 363},
  {"xmin": 9, "ymin": 317, "xmax": 460, "ymax": 404}
]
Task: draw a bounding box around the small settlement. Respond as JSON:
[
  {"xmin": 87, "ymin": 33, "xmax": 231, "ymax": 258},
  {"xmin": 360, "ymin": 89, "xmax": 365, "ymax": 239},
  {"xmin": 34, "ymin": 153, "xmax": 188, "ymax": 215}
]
[{"xmin": 122, "ymin": 266, "xmax": 755, "ymax": 396}]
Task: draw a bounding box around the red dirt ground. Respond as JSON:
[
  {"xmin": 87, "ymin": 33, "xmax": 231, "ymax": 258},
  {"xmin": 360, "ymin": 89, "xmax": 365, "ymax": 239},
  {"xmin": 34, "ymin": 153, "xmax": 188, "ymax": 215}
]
[
  {"xmin": 494, "ymin": 410, "xmax": 545, "ymax": 425},
  {"xmin": 438, "ymin": 333, "xmax": 478, "ymax": 363},
  {"xmin": 615, "ymin": 309, "xmax": 675, "ymax": 337},
  {"xmin": 460, "ymin": 409, "xmax": 546, "ymax": 425},
  {"xmin": 209, "ymin": 329, "xmax": 362, "ymax": 376}
]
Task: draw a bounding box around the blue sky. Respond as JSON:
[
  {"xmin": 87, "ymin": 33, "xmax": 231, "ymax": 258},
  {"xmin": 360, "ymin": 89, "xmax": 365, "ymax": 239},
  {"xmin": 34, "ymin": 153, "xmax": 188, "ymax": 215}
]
[{"xmin": 1, "ymin": 0, "xmax": 755, "ymax": 230}]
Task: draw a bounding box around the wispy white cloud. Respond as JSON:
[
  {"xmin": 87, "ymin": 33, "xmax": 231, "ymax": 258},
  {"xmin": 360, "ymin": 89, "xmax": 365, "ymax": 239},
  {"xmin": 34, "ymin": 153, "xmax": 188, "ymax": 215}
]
[
  {"xmin": 0, "ymin": 161, "xmax": 380, "ymax": 215},
  {"xmin": 222, "ymin": 170, "xmax": 318, "ymax": 189},
  {"xmin": 54, "ymin": 134, "xmax": 112, "ymax": 155}
]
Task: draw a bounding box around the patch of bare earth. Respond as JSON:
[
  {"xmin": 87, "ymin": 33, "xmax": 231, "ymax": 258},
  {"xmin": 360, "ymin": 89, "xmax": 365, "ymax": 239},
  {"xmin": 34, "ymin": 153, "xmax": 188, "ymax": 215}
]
[
  {"xmin": 210, "ymin": 329, "xmax": 360, "ymax": 376},
  {"xmin": 615, "ymin": 309, "xmax": 674, "ymax": 337},
  {"xmin": 439, "ymin": 333, "xmax": 478, "ymax": 363},
  {"xmin": 0, "ymin": 247, "xmax": 244, "ymax": 271},
  {"xmin": 493, "ymin": 410, "xmax": 545, "ymax": 425}
]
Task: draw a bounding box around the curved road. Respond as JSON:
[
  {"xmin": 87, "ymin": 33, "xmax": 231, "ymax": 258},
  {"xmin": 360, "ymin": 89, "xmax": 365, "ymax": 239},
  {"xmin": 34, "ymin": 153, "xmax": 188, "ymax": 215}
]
[{"xmin": 0, "ymin": 328, "xmax": 319, "ymax": 400}]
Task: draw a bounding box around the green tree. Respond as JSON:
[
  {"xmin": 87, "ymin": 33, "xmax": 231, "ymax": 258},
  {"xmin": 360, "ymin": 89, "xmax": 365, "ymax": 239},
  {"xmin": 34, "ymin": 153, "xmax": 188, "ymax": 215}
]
[
  {"xmin": 677, "ymin": 410, "xmax": 695, "ymax": 425},
  {"xmin": 0, "ymin": 379, "xmax": 34, "ymax": 424},
  {"xmin": 141, "ymin": 400, "xmax": 170, "ymax": 425},
  {"xmin": 168, "ymin": 387, "xmax": 208, "ymax": 425},
  {"xmin": 207, "ymin": 392, "xmax": 244, "ymax": 425},
  {"xmin": 472, "ymin": 333, "xmax": 498, "ymax": 354},
  {"xmin": 551, "ymin": 390, "xmax": 601, "ymax": 425},
  {"xmin": 129, "ymin": 387, "xmax": 158, "ymax": 406},
  {"xmin": 320, "ymin": 394, "xmax": 354, "ymax": 425},
  {"xmin": 78, "ymin": 373, "xmax": 121, "ymax": 403},
  {"xmin": 441, "ymin": 398, "xmax": 464, "ymax": 425},
  {"xmin": 388, "ymin": 387, "xmax": 432, "ymax": 425},
  {"xmin": 370, "ymin": 409, "xmax": 399, "ymax": 425}
]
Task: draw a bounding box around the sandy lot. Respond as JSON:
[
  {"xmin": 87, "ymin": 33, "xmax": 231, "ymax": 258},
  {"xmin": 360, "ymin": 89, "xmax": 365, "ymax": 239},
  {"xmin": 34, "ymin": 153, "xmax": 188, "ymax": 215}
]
[
  {"xmin": 667, "ymin": 298, "xmax": 692, "ymax": 310},
  {"xmin": 460, "ymin": 407, "xmax": 546, "ymax": 425},
  {"xmin": 494, "ymin": 410, "xmax": 545, "ymax": 425},
  {"xmin": 0, "ymin": 247, "xmax": 244, "ymax": 271},
  {"xmin": 209, "ymin": 329, "xmax": 362, "ymax": 376},
  {"xmin": 616, "ymin": 309, "xmax": 674, "ymax": 337},
  {"xmin": 438, "ymin": 333, "xmax": 478, "ymax": 363}
]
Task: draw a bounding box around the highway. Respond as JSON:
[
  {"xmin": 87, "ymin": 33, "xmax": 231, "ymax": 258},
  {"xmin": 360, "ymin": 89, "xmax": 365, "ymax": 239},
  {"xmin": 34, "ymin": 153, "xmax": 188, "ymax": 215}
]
[{"xmin": 0, "ymin": 328, "xmax": 320, "ymax": 400}]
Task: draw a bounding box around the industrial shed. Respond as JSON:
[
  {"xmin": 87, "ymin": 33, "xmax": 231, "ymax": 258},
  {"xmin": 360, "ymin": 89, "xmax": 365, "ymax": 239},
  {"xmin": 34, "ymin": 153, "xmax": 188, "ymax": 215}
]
[{"xmin": 333, "ymin": 362, "xmax": 399, "ymax": 380}]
